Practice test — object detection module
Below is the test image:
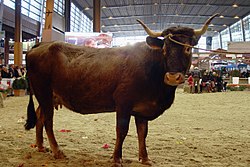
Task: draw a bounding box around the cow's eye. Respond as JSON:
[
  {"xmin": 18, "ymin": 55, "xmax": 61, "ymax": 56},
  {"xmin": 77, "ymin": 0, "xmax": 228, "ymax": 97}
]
[{"xmin": 184, "ymin": 46, "xmax": 191, "ymax": 55}]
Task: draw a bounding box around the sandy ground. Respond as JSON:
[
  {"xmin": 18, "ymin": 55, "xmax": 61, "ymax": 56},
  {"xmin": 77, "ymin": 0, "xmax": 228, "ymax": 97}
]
[{"xmin": 0, "ymin": 89, "xmax": 250, "ymax": 167}]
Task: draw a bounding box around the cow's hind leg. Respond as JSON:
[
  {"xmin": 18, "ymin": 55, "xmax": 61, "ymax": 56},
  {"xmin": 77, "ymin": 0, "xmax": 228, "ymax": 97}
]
[
  {"xmin": 35, "ymin": 106, "xmax": 45, "ymax": 152},
  {"xmin": 42, "ymin": 101, "xmax": 65, "ymax": 159},
  {"xmin": 112, "ymin": 106, "xmax": 131, "ymax": 166},
  {"xmin": 135, "ymin": 117, "xmax": 152, "ymax": 165},
  {"xmin": 35, "ymin": 87, "xmax": 65, "ymax": 159}
]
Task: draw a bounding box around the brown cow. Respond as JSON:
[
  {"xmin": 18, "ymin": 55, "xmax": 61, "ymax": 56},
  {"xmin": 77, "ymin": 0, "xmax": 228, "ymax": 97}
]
[{"xmin": 25, "ymin": 14, "xmax": 218, "ymax": 166}]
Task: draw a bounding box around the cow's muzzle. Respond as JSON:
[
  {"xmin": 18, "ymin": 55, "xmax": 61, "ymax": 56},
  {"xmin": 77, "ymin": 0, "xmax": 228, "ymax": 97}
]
[{"xmin": 164, "ymin": 72, "xmax": 185, "ymax": 86}]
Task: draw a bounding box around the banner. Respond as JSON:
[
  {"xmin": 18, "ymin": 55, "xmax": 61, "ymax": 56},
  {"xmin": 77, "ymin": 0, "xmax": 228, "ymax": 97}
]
[{"xmin": 65, "ymin": 32, "xmax": 112, "ymax": 48}]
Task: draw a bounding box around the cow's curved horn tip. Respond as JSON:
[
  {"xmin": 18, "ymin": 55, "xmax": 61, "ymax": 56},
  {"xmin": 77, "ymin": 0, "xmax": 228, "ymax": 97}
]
[
  {"xmin": 214, "ymin": 13, "xmax": 220, "ymax": 17},
  {"xmin": 136, "ymin": 19, "xmax": 142, "ymax": 23}
]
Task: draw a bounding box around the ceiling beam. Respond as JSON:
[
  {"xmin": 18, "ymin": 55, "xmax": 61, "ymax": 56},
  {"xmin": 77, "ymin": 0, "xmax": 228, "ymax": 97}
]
[
  {"xmin": 101, "ymin": 14, "xmax": 238, "ymax": 21},
  {"xmin": 87, "ymin": 3, "xmax": 250, "ymax": 9},
  {"xmin": 102, "ymin": 22, "xmax": 223, "ymax": 29}
]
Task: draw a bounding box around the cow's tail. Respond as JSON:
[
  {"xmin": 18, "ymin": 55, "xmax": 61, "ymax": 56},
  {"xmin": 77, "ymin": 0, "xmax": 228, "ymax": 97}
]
[
  {"xmin": 24, "ymin": 93, "xmax": 37, "ymax": 130},
  {"xmin": 24, "ymin": 51, "xmax": 37, "ymax": 130}
]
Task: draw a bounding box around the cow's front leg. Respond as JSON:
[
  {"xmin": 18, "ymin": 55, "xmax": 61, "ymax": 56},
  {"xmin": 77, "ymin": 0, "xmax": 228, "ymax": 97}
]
[
  {"xmin": 112, "ymin": 108, "xmax": 131, "ymax": 167},
  {"xmin": 135, "ymin": 117, "xmax": 152, "ymax": 165}
]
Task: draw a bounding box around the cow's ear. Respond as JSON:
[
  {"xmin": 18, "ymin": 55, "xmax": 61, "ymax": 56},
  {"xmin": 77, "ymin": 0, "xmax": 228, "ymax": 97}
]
[
  {"xmin": 191, "ymin": 35, "xmax": 201, "ymax": 46},
  {"xmin": 146, "ymin": 36, "xmax": 164, "ymax": 49}
]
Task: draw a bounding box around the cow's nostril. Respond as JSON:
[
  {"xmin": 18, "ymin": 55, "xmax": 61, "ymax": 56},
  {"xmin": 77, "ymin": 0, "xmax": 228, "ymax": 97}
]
[
  {"xmin": 175, "ymin": 74, "xmax": 181, "ymax": 81},
  {"xmin": 166, "ymin": 76, "xmax": 170, "ymax": 81}
]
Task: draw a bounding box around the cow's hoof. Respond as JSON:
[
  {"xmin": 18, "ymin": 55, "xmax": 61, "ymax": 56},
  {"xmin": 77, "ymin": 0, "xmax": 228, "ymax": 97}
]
[
  {"xmin": 38, "ymin": 146, "xmax": 46, "ymax": 152},
  {"xmin": 53, "ymin": 150, "xmax": 65, "ymax": 159},
  {"xmin": 141, "ymin": 159, "xmax": 152, "ymax": 166},
  {"xmin": 112, "ymin": 158, "xmax": 122, "ymax": 167},
  {"xmin": 112, "ymin": 162, "xmax": 122, "ymax": 167}
]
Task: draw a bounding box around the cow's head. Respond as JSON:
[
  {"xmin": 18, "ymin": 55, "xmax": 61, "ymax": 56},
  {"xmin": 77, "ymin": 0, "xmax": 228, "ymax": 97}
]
[{"xmin": 137, "ymin": 14, "xmax": 219, "ymax": 86}]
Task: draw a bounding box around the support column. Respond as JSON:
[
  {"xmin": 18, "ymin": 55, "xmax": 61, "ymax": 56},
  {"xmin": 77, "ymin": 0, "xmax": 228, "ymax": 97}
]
[
  {"xmin": 42, "ymin": 0, "xmax": 54, "ymax": 42},
  {"xmin": 4, "ymin": 36, "xmax": 9, "ymax": 64},
  {"xmin": 0, "ymin": 0, "xmax": 4, "ymax": 64},
  {"xmin": 0, "ymin": 0, "xmax": 4, "ymax": 30},
  {"xmin": 228, "ymin": 27, "xmax": 232, "ymax": 42},
  {"xmin": 93, "ymin": 0, "xmax": 101, "ymax": 32},
  {"xmin": 14, "ymin": 0, "xmax": 23, "ymax": 66},
  {"xmin": 240, "ymin": 19, "xmax": 245, "ymax": 41},
  {"xmin": 38, "ymin": 0, "xmax": 46, "ymax": 42},
  {"xmin": 219, "ymin": 32, "xmax": 222, "ymax": 49},
  {"xmin": 65, "ymin": 0, "xmax": 71, "ymax": 32}
]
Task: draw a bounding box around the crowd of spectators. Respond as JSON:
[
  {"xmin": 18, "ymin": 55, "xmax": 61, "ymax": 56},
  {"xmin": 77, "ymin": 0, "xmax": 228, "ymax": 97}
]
[
  {"xmin": 0, "ymin": 64, "xmax": 26, "ymax": 80},
  {"xmin": 239, "ymin": 71, "xmax": 250, "ymax": 78},
  {"xmin": 188, "ymin": 68, "xmax": 227, "ymax": 93}
]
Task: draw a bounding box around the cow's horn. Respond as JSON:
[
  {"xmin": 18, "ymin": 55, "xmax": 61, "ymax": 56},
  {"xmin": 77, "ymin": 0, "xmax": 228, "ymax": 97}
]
[
  {"xmin": 194, "ymin": 13, "xmax": 220, "ymax": 36},
  {"xmin": 137, "ymin": 19, "xmax": 162, "ymax": 37}
]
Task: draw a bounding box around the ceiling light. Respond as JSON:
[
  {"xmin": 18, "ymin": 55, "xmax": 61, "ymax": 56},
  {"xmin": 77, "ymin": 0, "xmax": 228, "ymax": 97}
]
[
  {"xmin": 84, "ymin": 7, "xmax": 90, "ymax": 10},
  {"xmin": 154, "ymin": 3, "xmax": 158, "ymax": 5},
  {"xmin": 219, "ymin": 15, "xmax": 224, "ymax": 18},
  {"xmin": 223, "ymin": 24, "xmax": 227, "ymax": 27},
  {"xmin": 234, "ymin": 15, "xmax": 239, "ymax": 19},
  {"xmin": 153, "ymin": 22, "xmax": 156, "ymax": 24},
  {"xmin": 232, "ymin": 4, "xmax": 238, "ymax": 8},
  {"xmin": 101, "ymin": 25, "xmax": 105, "ymax": 27},
  {"xmin": 210, "ymin": 24, "xmax": 214, "ymax": 26},
  {"xmin": 153, "ymin": 14, "xmax": 156, "ymax": 16},
  {"xmin": 114, "ymin": 24, "xmax": 118, "ymax": 27},
  {"xmin": 108, "ymin": 16, "xmax": 113, "ymax": 19},
  {"xmin": 102, "ymin": 6, "xmax": 106, "ymax": 9}
]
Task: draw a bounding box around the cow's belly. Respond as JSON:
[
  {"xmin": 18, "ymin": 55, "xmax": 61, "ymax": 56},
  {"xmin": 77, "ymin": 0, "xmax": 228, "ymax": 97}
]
[{"xmin": 53, "ymin": 89, "xmax": 116, "ymax": 114}]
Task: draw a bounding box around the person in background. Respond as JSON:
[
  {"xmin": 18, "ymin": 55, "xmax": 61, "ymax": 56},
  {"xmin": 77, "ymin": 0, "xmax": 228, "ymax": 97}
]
[
  {"xmin": 187, "ymin": 73, "xmax": 194, "ymax": 93},
  {"xmin": 0, "ymin": 65, "xmax": 2, "ymax": 80},
  {"xmin": 215, "ymin": 73, "xmax": 223, "ymax": 92},
  {"xmin": 223, "ymin": 80, "xmax": 228, "ymax": 92},
  {"xmin": 13, "ymin": 65, "xmax": 23, "ymax": 78},
  {"xmin": 192, "ymin": 67, "xmax": 201, "ymax": 93},
  {"xmin": 20, "ymin": 66, "xmax": 27, "ymax": 76},
  {"xmin": 209, "ymin": 72, "xmax": 217, "ymax": 92},
  {"xmin": 201, "ymin": 71, "xmax": 211, "ymax": 93},
  {"xmin": 8, "ymin": 64, "xmax": 15, "ymax": 78},
  {"xmin": 1, "ymin": 65, "xmax": 11, "ymax": 78}
]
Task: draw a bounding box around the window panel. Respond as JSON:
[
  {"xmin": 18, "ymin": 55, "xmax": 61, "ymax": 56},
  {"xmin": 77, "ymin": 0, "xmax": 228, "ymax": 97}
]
[
  {"xmin": 21, "ymin": 8, "xmax": 29, "ymax": 16},
  {"xmin": 3, "ymin": 0, "xmax": 15, "ymax": 9},
  {"xmin": 54, "ymin": 0, "xmax": 64, "ymax": 15},
  {"xmin": 212, "ymin": 34, "xmax": 220, "ymax": 49},
  {"xmin": 243, "ymin": 15, "xmax": 250, "ymax": 41},
  {"xmin": 30, "ymin": 5, "xmax": 40, "ymax": 14},
  {"xmin": 220, "ymin": 28, "xmax": 230, "ymax": 50},
  {"xmin": 230, "ymin": 21, "xmax": 243, "ymax": 42},
  {"xmin": 70, "ymin": 2, "xmax": 93, "ymax": 33},
  {"xmin": 29, "ymin": 12, "xmax": 40, "ymax": 21},
  {"xmin": 22, "ymin": 1, "xmax": 30, "ymax": 9}
]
